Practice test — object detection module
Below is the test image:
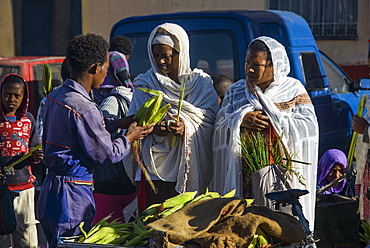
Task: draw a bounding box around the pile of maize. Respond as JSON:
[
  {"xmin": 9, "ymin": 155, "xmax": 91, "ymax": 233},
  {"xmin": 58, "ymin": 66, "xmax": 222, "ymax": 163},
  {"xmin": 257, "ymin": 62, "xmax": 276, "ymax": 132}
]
[
  {"xmin": 140, "ymin": 188, "xmax": 236, "ymax": 225},
  {"xmin": 77, "ymin": 215, "xmax": 151, "ymax": 246}
]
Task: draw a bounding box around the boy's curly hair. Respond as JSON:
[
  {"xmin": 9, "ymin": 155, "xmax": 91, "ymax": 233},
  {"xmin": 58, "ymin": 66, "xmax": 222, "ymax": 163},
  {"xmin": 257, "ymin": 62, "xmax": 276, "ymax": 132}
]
[
  {"xmin": 109, "ymin": 36, "xmax": 133, "ymax": 55},
  {"xmin": 66, "ymin": 33, "xmax": 109, "ymax": 75}
]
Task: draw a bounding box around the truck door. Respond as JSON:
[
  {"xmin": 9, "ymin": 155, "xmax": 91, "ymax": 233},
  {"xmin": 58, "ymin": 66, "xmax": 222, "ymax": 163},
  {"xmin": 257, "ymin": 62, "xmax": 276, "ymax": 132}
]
[
  {"xmin": 319, "ymin": 52, "xmax": 364, "ymax": 155},
  {"xmin": 302, "ymin": 51, "xmax": 357, "ymax": 156}
]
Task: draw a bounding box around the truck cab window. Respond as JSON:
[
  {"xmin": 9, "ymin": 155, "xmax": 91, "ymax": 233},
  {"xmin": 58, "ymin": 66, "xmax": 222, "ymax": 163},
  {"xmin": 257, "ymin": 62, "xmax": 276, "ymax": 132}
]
[
  {"xmin": 300, "ymin": 52, "xmax": 325, "ymax": 91},
  {"xmin": 189, "ymin": 31, "xmax": 236, "ymax": 81},
  {"xmin": 320, "ymin": 54, "xmax": 351, "ymax": 94},
  {"xmin": 0, "ymin": 65, "xmax": 21, "ymax": 79}
]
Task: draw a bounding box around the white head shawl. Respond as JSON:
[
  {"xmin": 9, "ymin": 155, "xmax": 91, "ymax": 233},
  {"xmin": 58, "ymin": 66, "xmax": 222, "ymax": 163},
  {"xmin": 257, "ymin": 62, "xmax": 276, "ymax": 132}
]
[
  {"xmin": 212, "ymin": 36, "xmax": 318, "ymax": 229},
  {"xmin": 248, "ymin": 36, "xmax": 290, "ymax": 83},
  {"xmin": 128, "ymin": 22, "xmax": 219, "ymax": 194},
  {"xmin": 147, "ymin": 23, "xmax": 191, "ymax": 79}
]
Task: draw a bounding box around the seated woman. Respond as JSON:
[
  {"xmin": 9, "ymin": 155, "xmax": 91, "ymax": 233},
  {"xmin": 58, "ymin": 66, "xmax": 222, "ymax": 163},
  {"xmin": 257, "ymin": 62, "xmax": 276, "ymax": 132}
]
[{"xmin": 317, "ymin": 149, "xmax": 353, "ymax": 197}]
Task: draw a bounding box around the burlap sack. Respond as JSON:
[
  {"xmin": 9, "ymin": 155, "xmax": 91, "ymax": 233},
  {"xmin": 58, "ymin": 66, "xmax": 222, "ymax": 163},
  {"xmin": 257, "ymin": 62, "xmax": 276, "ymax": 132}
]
[{"xmin": 147, "ymin": 197, "xmax": 246, "ymax": 247}]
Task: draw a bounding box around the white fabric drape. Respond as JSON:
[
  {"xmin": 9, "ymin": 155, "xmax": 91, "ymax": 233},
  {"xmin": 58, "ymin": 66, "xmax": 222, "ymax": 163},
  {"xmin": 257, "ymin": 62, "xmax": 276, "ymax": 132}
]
[
  {"xmin": 354, "ymin": 94, "xmax": 370, "ymax": 220},
  {"xmin": 125, "ymin": 23, "xmax": 219, "ymax": 194},
  {"xmin": 211, "ymin": 36, "xmax": 319, "ymax": 229}
]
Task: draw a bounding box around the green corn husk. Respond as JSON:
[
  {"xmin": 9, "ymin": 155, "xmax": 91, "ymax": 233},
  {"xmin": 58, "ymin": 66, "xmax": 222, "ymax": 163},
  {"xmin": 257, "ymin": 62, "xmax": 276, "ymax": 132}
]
[
  {"xmin": 347, "ymin": 93, "xmax": 366, "ymax": 170},
  {"xmin": 171, "ymin": 76, "xmax": 187, "ymax": 148},
  {"xmin": 132, "ymin": 88, "xmax": 171, "ymax": 194},
  {"xmin": 42, "ymin": 64, "xmax": 53, "ymax": 95},
  {"xmin": 5, "ymin": 143, "xmax": 42, "ymax": 171}
]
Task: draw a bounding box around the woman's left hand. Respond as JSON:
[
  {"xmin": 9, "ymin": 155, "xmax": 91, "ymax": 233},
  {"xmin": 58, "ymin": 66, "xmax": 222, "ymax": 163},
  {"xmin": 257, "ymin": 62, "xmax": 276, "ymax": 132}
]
[{"xmin": 168, "ymin": 117, "xmax": 185, "ymax": 136}]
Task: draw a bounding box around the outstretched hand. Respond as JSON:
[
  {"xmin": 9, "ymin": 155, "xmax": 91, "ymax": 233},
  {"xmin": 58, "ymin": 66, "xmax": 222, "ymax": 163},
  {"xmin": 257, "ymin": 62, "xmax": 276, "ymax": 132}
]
[{"xmin": 125, "ymin": 122, "xmax": 155, "ymax": 142}]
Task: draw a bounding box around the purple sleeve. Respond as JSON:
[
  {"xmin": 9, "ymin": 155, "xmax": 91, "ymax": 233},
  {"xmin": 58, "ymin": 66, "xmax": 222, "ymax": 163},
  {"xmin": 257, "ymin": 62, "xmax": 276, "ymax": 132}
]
[
  {"xmin": 76, "ymin": 107, "xmax": 130, "ymax": 165},
  {"xmin": 104, "ymin": 117, "xmax": 119, "ymax": 134}
]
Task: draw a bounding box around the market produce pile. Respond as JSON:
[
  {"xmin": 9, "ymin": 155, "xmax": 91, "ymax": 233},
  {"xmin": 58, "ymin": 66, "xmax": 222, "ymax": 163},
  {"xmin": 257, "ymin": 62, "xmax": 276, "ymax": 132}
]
[{"xmin": 75, "ymin": 189, "xmax": 304, "ymax": 247}]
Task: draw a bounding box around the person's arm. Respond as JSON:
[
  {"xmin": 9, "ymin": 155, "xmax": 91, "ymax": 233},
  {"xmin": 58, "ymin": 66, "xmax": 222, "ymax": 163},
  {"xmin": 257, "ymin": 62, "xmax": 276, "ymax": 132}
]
[
  {"xmin": 26, "ymin": 112, "xmax": 43, "ymax": 163},
  {"xmin": 75, "ymin": 107, "xmax": 152, "ymax": 165}
]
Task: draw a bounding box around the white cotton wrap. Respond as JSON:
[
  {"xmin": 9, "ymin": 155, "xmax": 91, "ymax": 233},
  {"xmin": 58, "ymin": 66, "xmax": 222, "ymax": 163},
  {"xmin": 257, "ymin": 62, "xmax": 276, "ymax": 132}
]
[
  {"xmin": 124, "ymin": 23, "xmax": 219, "ymax": 194},
  {"xmin": 210, "ymin": 36, "xmax": 319, "ymax": 230}
]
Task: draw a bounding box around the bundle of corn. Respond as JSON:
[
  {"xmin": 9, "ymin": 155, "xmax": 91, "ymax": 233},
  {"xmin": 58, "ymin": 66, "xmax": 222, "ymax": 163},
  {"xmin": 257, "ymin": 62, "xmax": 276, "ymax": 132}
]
[
  {"xmin": 239, "ymin": 131, "xmax": 306, "ymax": 186},
  {"xmin": 133, "ymin": 88, "xmax": 171, "ymax": 193},
  {"xmin": 140, "ymin": 188, "xmax": 236, "ymax": 225},
  {"xmin": 78, "ymin": 214, "xmax": 151, "ymax": 246}
]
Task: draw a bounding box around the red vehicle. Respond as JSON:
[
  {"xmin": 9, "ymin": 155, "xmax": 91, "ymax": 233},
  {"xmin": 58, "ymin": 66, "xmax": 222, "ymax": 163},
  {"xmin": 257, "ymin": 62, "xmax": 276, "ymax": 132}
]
[{"xmin": 0, "ymin": 56, "xmax": 65, "ymax": 117}]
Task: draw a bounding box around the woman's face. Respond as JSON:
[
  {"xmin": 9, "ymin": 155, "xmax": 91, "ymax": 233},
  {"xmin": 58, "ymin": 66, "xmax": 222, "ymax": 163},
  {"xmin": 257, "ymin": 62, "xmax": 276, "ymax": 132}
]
[
  {"xmin": 152, "ymin": 44, "xmax": 179, "ymax": 79},
  {"xmin": 245, "ymin": 48, "xmax": 274, "ymax": 92},
  {"xmin": 325, "ymin": 163, "xmax": 344, "ymax": 183}
]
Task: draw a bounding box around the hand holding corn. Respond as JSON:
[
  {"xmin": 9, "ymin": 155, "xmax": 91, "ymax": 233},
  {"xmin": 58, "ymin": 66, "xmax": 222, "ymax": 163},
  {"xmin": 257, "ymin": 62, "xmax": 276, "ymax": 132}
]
[
  {"xmin": 352, "ymin": 115, "xmax": 369, "ymax": 134},
  {"xmin": 125, "ymin": 122, "xmax": 155, "ymax": 143},
  {"xmin": 153, "ymin": 118, "xmax": 184, "ymax": 136},
  {"xmin": 167, "ymin": 116, "xmax": 185, "ymax": 136},
  {"xmin": 32, "ymin": 149, "xmax": 44, "ymax": 162}
]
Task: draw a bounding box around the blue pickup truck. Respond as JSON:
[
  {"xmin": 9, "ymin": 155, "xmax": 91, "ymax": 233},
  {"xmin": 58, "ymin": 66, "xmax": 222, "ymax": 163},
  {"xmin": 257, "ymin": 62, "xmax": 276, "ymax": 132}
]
[{"xmin": 110, "ymin": 10, "xmax": 370, "ymax": 156}]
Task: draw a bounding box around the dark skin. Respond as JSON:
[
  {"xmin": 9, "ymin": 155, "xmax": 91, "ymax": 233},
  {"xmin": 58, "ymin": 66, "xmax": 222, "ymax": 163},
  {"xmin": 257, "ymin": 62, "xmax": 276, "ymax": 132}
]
[
  {"xmin": 151, "ymin": 43, "xmax": 185, "ymax": 136},
  {"xmin": 72, "ymin": 52, "xmax": 155, "ymax": 141},
  {"xmin": 352, "ymin": 115, "xmax": 369, "ymax": 134},
  {"xmin": 241, "ymin": 48, "xmax": 273, "ymax": 130},
  {"xmin": 1, "ymin": 81, "xmax": 43, "ymax": 161}
]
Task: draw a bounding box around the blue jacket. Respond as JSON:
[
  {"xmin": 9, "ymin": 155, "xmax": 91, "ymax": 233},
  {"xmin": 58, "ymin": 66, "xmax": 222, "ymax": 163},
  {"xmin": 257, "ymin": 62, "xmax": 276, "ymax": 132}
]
[{"xmin": 37, "ymin": 79, "xmax": 131, "ymax": 247}]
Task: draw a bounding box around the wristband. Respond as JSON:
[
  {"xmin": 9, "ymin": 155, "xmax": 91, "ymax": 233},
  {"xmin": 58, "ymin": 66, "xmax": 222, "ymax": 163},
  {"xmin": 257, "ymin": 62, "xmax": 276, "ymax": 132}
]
[{"xmin": 167, "ymin": 120, "xmax": 176, "ymax": 132}]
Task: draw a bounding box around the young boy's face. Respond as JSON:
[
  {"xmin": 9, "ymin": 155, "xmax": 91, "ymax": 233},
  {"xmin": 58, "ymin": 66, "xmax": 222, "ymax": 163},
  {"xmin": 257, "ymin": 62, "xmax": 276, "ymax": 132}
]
[{"xmin": 1, "ymin": 82, "xmax": 24, "ymax": 116}]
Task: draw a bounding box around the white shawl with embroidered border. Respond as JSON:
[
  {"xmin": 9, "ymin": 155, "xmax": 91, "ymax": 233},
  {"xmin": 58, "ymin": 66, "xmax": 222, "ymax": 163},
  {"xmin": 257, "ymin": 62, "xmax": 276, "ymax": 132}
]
[
  {"xmin": 211, "ymin": 36, "xmax": 319, "ymax": 229},
  {"xmin": 125, "ymin": 23, "xmax": 219, "ymax": 194}
]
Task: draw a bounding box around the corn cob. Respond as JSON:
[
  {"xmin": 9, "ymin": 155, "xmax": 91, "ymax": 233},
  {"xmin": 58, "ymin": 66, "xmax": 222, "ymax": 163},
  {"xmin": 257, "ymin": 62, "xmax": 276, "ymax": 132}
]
[
  {"xmin": 151, "ymin": 103, "xmax": 171, "ymax": 124},
  {"xmin": 83, "ymin": 226, "xmax": 118, "ymax": 243},
  {"xmin": 42, "ymin": 63, "xmax": 52, "ymax": 95},
  {"xmin": 124, "ymin": 229, "xmax": 152, "ymax": 246},
  {"xmin": 137, "ymin": 95, "xmax": 162, "ymax": 126},
  {"xmin": 162, "ymin": 191, "xmax": 198, "ymax": 208},
  {"xmin": 132, "ymin": 88, "xmax": 171, "ymax": 194},
  {"xmin": 134, "ymin": 95, "xmax": 159, "ymax": 121},
  {"xmin": 222, "ymin": 189, "xmax": 236, "ymax": 198},
  {"xmin": 255, "ymin": 226, "xmax": 269, "ymax": 247}
]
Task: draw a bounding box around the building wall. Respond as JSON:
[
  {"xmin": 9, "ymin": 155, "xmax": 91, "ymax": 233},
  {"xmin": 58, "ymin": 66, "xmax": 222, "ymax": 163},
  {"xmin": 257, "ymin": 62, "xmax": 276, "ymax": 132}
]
[
  {"xmin": 0, "ymin": 0, "xmax": 14, "ymax": 56},
  {"xmin": 81, "ymin": 0, "xmax": 265, "ymax": 39}
]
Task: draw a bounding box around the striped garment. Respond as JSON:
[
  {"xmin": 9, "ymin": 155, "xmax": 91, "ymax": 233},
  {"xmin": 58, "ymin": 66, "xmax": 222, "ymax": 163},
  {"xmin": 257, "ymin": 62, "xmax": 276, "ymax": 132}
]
[
  {"xmin": 211, "ymin": 36, "xmax": 319, "ymax": 230},
  {"xmin": 124, "ymin": 23, "xmax": 219, "ymax": 194}
]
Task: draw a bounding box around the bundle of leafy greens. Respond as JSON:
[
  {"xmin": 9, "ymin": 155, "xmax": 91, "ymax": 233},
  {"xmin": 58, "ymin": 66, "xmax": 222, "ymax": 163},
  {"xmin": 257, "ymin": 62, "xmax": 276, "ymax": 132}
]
[{"xmin": 239, "ymin": 130, "xmax": 306, "ymax": 186}]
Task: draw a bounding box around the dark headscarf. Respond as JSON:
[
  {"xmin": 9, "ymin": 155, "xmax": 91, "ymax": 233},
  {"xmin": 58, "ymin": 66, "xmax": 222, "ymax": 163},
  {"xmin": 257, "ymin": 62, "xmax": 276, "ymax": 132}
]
[{"xmin": 317, "ymin": 149, "xmax": 347, "ymax": 194}]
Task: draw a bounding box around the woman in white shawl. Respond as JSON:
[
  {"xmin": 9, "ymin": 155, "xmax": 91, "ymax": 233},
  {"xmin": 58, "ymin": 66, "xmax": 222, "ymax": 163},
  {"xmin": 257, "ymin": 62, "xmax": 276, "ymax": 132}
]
[
  {"xmin": 125, "ymin": 23, "xmax": 219, "ymax": 211},
  {"xmin": 211, "ymin": 36, "xmax": 319, "ymax": 230}
]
